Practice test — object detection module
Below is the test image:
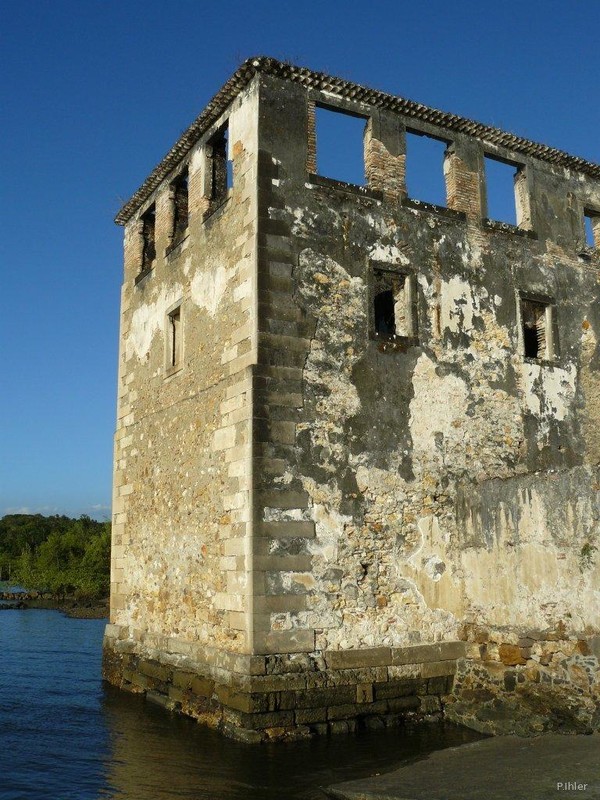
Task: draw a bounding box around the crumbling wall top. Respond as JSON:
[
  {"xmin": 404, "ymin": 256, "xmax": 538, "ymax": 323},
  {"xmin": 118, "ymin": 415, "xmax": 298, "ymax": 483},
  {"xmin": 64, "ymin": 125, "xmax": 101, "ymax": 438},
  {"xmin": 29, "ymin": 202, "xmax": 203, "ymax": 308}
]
[{"xmin": 115, "ymin": 56, "xmax": 600, "ymax": 226}]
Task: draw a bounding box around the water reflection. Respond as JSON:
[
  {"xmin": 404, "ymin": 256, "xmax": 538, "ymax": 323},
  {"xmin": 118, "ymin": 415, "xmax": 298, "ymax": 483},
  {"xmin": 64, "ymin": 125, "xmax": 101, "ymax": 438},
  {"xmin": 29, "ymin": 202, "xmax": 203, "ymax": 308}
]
[
  {"xmin": 1, "ymin": 609, "xmax": 484, "ymax": 800},
  {"xmin": 100, "ymin": 685, "xmax": 483, "ymax": 800},
  {"xmin": 0, "ymin": 612, "xmax": 112, "ymax": 800}
]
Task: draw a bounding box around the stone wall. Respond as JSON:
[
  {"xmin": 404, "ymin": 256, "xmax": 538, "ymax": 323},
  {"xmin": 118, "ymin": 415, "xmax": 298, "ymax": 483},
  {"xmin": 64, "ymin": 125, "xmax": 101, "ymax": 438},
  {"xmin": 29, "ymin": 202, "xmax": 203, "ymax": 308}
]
[
  {"xmin": 448, "ymin": 628, "xmax": 600, "ymax": 735},
  {"xmin": 109, "ymin": 80, "xmax": 259, "ymax": 657},
  {"xmin": 247, "ymin": 72, "xmax": 600, "ymax": 733},
  {"xmin": 105, "ymin": 60, "xmax": 600, "ymax": 738}
]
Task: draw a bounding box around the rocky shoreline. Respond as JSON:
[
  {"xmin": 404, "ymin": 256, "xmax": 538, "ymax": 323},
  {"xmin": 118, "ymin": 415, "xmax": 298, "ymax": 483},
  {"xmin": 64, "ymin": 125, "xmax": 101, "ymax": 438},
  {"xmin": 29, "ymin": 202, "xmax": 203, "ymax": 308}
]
[{"xmin": 0, "ymin": 591, "xmax": 108, "ymax": 618}]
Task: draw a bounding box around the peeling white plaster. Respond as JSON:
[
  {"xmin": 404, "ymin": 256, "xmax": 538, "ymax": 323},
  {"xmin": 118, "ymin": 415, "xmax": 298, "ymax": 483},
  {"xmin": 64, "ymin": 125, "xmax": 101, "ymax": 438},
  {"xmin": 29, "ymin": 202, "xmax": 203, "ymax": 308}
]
[
  {"xmin": 126, "ymin": 283, "xmax": 183, "ymax": 360},
  {"xmin": 440, "ymin": 275, "xmax": 479, "ymax": 335},
  {"xmin": 191, "ymin": 264, "xmax": 234, "ymax": 316},
  {"xmin": 308, "ymin": 503, "xmax": 350, "ymax": 561},
  {"xmin": 290, "ymin": 208, "xmax": 319, "ymax": 237},
  {"xmin": 520, "ymin": 362, "xmax": 576, "ymax": 424},
  {"xmin": 368, "ymin": 243, "xmax": 410, "ymax": 266},
  {"xmin": 457, "ymin": 238, "xmax": 484, "ymax": 270},
  {"xmin": 409, "ymin": 353, "xmax": 470, "ymax": 457},
  {"xmin": 422, "ymin": 555, "xmax": 446, "ymax": 582}
]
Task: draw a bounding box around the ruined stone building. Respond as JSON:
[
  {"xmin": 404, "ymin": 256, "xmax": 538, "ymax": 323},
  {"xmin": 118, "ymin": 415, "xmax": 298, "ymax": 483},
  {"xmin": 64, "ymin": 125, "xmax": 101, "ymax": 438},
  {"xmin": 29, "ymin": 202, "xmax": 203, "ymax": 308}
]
[{"xmin": 103, "ymin": 58, "xmax": 600, "ymax": 740}]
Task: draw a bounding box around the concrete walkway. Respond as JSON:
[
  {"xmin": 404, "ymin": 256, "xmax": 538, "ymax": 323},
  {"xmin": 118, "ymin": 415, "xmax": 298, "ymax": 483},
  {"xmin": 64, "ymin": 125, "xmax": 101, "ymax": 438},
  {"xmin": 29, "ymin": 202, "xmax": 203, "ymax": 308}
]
[{"xmin": 326, "ymin": 734, "xmax": 600, "ymax": 800}]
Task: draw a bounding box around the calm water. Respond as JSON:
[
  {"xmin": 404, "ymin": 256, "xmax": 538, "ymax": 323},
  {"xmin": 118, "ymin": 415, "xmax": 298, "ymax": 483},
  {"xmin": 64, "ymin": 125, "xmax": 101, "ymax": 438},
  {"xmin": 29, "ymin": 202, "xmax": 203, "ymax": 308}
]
[{"xmin": 0, "ymin": 609, "xmax": 483, "ymax": 800}]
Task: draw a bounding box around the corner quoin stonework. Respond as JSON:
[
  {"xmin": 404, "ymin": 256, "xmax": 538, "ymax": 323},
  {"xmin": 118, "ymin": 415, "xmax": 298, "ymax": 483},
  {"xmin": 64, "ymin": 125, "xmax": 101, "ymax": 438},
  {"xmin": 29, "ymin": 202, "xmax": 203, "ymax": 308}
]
[{"xmin": 103, "ymin": 57, "xmax": 600, "ymax": 741}]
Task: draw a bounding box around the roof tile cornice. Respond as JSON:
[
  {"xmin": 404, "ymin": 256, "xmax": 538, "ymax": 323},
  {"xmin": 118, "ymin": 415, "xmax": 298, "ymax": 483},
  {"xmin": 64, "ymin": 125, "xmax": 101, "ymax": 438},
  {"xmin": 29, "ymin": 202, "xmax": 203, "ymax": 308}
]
[{"xmin": 115, "ymin": 56, "xmax": 600, "ymax": 225}]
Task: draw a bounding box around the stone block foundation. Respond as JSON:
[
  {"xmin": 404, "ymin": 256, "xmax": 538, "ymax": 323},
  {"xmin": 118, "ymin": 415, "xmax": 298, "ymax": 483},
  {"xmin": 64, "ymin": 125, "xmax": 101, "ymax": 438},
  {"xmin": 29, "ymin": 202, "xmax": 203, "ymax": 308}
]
[{"xmin": 102, "ymin": 627, "xmax": 464, "ymax": 742}]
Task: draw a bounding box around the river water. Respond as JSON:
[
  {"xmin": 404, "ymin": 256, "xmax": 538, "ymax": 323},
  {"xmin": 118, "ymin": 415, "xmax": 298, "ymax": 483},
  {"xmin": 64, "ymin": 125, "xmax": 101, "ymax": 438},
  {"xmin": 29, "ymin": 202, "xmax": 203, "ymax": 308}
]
[{"xmin": 0, "ymin": 609, "xmax": 483, "ymax": 800}]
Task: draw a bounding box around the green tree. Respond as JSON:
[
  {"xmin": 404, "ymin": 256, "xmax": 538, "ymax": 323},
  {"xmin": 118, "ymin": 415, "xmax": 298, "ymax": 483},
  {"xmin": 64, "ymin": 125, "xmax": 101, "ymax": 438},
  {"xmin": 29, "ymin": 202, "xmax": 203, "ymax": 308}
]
[{"xmin": 3, "ymin": 514, "xmax": 110, "ymax": 600}]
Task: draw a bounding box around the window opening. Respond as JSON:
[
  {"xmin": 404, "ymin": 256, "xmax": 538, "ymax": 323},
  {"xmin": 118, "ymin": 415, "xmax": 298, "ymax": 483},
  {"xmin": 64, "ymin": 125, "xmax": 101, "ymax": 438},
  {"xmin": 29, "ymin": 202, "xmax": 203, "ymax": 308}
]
[
  {"xmin": 315, "ymin": 105, "xmax": 367, "ymax": 186},
  {"xmin": 373, "ymin": 269, "xmax": 415, "ymax": 339},
  {"xmin": 172, "ymin": 169, "xmax": 189, "ymax": 241},
  {"xmin": 484, "ymin": 155, "xmax": 519, "ymax": 226},
  {"xmin": 521, "ymin": 298, "xmax": 555, "ymax": 360},
  {"xmin": 141, "ymin": 205, "xmax": 156, "ymax": 272},
  {"xmin": 584, "ymin": 210, "xmax": 599, "ymax": 248},
  {"xmin": 208, "ymin": 122, "xmax": 231, "ymax": 205},
  {"xmin": 227, "ymin": 154, "xmax": 234, "ymax": 191},
  {"xmin": 405, "ymin": 130, "xmax": 448, "ymax": 207},
  {"xmin": 168, "ymin": 306, "xmax": 181, "ymax": 369}
]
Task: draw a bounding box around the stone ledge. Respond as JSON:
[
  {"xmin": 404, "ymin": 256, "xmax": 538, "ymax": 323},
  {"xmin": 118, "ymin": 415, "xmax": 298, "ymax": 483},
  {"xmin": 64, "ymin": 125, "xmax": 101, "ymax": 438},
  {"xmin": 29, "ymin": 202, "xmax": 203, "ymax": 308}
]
[
  {"xmin": 104, "ymin": 629, "xmax": 268, "ymax": 676},
  {"xmin": 134, "ymin": 265, "xmax": 153, "ymax": 285},
  {"xmin": 253, "ymin": 594, "xmax": 308, "ymax": 613},
  {"xmin": 402, "ymin": 196, "xmax": 467, "ymax": 221},
  {"xmin": 253, "ymin": 629, "xmax": 316, "ymax": 654},
  {"xmin": 256, "ymin": 520, "xmax": 316, "ymax": 538},
  {"xmin": 482, "ymin": 217, "xmax": 537, "ymax": 238},
  {"xmin": 164, "ymin": 231, "xmax": 189, "ymax": 258},
  {"xmin": 325, "ymin": 647, "xmax": 392, "ymax": 669},
  {"xmin": 257, "ymin": 488, "xmax": 310, "ymax": 509},
  {"xmin": 421, "ymin": 660, "xmax": 458, "ymax": 679},
  {"xmin": 307, "ymin": 173, "xmax": 384, "ymax": 202},
  {"xmin": 392, "ymin": 641, "xmax": 466, "ymax": 666},
  {"xmin": 323, "ymin": 642, "xmax": 466, "ymax": 670}
]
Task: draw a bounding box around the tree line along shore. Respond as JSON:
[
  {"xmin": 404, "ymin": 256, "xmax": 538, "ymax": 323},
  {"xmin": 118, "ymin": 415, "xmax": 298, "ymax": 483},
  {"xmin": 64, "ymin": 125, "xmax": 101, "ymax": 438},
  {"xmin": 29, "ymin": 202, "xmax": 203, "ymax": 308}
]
[{"xmin": 0, "ymin": 513, "xmax": 110, "ymax": 616}]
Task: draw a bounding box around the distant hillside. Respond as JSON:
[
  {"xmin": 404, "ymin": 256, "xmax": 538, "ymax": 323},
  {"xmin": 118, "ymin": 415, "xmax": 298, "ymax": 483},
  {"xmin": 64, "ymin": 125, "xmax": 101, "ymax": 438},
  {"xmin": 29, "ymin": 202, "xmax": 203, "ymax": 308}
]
[{"xmin": 0, "ymin": 514, "xmax": 110, "ymax": 600}]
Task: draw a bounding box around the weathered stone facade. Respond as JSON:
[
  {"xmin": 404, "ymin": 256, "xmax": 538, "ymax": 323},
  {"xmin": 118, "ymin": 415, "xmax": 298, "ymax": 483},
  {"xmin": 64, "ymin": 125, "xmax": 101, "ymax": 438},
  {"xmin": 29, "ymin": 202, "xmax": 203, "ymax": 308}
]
[{"xmin": 104, "ymin": 58, "xmax": 600, "ymax": 740}]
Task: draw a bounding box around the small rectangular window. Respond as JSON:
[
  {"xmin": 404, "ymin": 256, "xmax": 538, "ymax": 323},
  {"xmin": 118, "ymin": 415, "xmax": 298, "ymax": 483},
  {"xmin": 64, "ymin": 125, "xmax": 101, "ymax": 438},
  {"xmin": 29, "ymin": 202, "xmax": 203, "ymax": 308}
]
[
  {"xmin": 141, "ymin": 205, "xmax": 156, "ymax": 272},
  {"xmin": 520, "ymin": 296, "xmax": 557, "ymax": 361},
  {"xmin": 372, "ymin": 268, "xmax": 416, "ymax": 341},
  {"xmin": 315, "ymin": 105, "xmax": 367, "ymax": 186},
  {"xmin": 167, "ymin": 306, "xmax": 182, "ymax": 371},
  {"xmin": 584, "ymin": 209, "xmax": 600, "ymax": 249},
  {"xmin": 172, "ymin": 169, "xmax": 189, "ymax": 241},
  {"xmin": 405, "ymin": 130, "xmax": 449, "ymax": 207}
]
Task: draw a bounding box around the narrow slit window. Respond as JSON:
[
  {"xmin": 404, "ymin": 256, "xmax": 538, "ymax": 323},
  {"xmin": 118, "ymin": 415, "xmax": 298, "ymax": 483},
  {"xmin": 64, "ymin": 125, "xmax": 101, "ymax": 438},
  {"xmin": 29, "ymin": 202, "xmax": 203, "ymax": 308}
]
[
  {"xmin": 168, "ymin": 306, "xmax": 181, "ymax": 369},
  {"xmin": 208, "ymin": 122, "xmax": 231, "ymax": 206},
  {"xmin": 141, "ymin": 205, "xmax": 156, "ymax": 272},
  {"xmin": 172, "ymin": 169, "xmax": 189, "ymax": 241},
  {"xmin": 373, "ymin": 269, "xmax": 415, "ymax": 340},
  {"xmin": 521, "ymin": 298, "xmax": 555, "ymax": 360},
  {"xmin": 315, "ymin": 105, "xmax": 367, "ymax": 186},
  {"xmin": 405, "ymin": 130, "xmax": 448, "ymax": 207},
  {"xmin": 484, "ymin": 155, "xmax": 519, "ymax": 226},
  {"xmin": 584, "ymin": 210, "xmax": 600, "ymax": 248}
]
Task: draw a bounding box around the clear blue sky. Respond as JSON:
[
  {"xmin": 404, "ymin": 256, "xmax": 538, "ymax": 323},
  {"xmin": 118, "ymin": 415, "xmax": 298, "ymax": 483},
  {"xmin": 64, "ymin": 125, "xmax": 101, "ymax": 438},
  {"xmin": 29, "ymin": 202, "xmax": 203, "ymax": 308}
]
[{"xmin": 1, "ymin": 0, "xmax": 599, "ymax": 520}]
